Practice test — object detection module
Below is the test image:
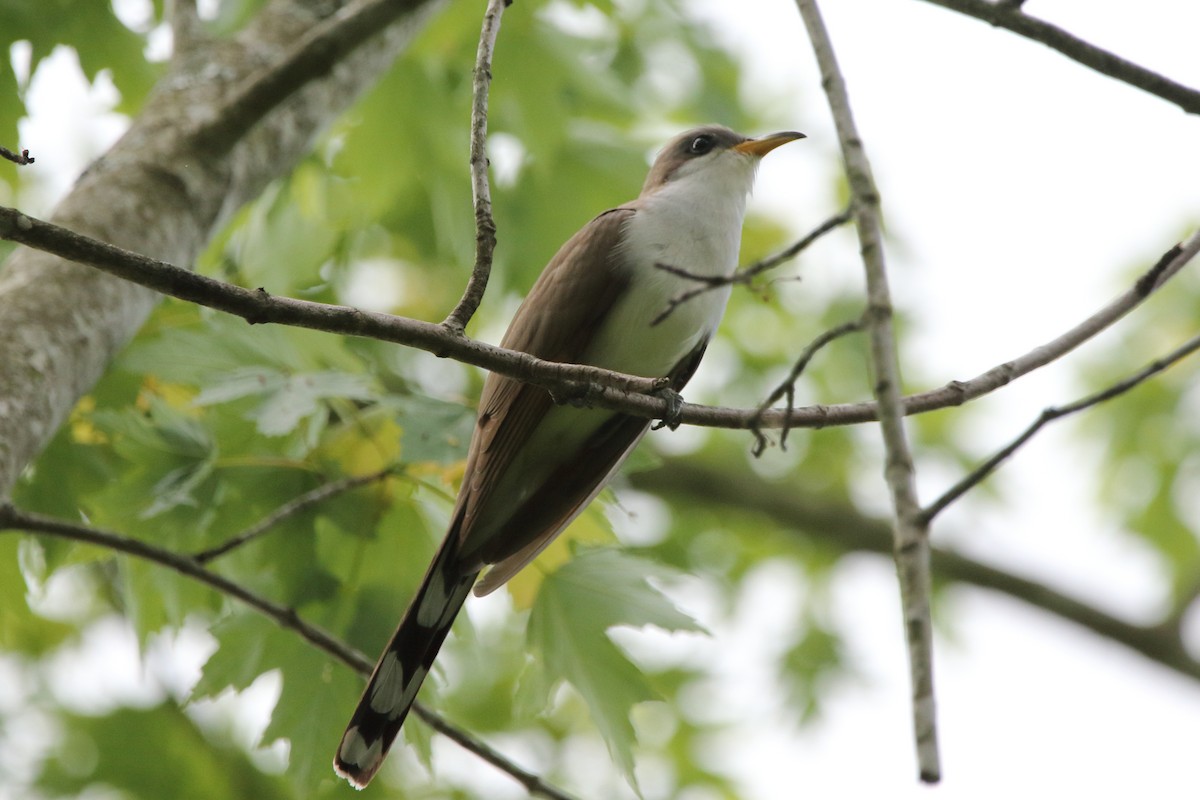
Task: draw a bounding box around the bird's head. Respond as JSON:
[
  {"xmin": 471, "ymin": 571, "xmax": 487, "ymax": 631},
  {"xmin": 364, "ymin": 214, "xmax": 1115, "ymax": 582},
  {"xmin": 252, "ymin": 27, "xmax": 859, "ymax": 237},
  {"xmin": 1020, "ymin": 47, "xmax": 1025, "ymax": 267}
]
[{"xmin": 641, "ymin": 125, "xmax": 806, "ymax": 198}]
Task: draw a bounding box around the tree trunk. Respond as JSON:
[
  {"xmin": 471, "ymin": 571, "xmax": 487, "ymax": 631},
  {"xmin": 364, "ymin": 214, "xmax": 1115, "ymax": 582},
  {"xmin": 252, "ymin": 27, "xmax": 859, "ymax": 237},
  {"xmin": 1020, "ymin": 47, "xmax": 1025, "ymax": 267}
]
[{"xmin": 0, "ymin": 0, "xmax": 440, "ymax": 497}]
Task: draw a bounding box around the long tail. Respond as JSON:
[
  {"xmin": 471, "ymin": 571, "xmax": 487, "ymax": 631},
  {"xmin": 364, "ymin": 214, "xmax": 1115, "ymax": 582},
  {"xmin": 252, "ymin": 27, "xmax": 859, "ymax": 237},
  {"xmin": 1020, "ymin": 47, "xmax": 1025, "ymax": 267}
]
[{"xmin": 333, "ymin": 535, "xmax": 478, "ymax": 788}]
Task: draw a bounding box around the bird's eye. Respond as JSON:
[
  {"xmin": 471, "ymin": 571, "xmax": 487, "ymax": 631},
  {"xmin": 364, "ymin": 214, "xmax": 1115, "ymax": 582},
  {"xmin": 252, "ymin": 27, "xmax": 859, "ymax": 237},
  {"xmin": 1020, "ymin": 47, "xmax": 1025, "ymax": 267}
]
[{"xmin": 688, "ymin": 135, "xmax": 715, "ymax": 155}]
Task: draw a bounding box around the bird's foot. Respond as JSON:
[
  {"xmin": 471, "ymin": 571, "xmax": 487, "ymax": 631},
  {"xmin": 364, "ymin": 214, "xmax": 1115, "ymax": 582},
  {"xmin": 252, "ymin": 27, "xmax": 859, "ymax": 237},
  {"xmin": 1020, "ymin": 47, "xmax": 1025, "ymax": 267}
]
[{"xmin": 651, "ymin": 387, "xmax": 685, "ymax": 431}]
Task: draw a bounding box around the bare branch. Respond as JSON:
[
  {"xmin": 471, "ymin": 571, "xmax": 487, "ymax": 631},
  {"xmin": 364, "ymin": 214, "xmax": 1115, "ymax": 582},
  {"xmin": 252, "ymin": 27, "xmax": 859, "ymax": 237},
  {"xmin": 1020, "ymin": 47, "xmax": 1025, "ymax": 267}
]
[
  {"xmin": 1, "ymin": 206, "xmax": 1196, "ymax": 436},
  {"xmin": 187, "ymin": 0, "xmax": 437, "ymax": 154},
  {"xmin": 0, "ymin": 145, "xmax": 34, "ymax": 165},
  {"xmin": 0, "ymin": 204, "xmax": 662, "ymax": 401},
  {"xmin": 922, "ymin": 331, "xmax": 1200, "ymax": 524},
  {"xmin": 169, "ymin": 0, "xmax": 205, "ymax": 59},
  {"xmin": 193, "ymin": 467, "xmax": 397, "ymax": 563},
  {"xmin": 0, "ymin": 503, "xmax": 577, "ymax": 800},
  {"xmin": 796, "ymin": 0, "xmax": 940, "ymax": 781},
  {"xmin": 630, "ymin": 459, "xmax": 1200, "ymax": 682},
  {"xmin": 442, "ymin": 0, "xmax": 509, "ymax": 332},
  {"xmin": 411, "ymin": 705, "xmax": 580, "ymax": 800},
  {"xmin": 749, "ymin": 317, "xmax": 865, "ymax": 456},
  {"xmin": 0, "ymin": 503, "xmax": 369, "ymax": 670},
  {"xmin": 651, "ymin": 207, "xmax": 853, "ymax": 326},
  {"xmin": 917, "ymin": 0, "xmax": 1200, "ymax": 115}
]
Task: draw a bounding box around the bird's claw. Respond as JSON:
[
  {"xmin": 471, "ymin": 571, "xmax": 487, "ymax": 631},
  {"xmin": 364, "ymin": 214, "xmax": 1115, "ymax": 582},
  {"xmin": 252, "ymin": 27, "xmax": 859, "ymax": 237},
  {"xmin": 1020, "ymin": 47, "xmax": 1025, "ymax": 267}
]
[{"xmin": 651, "ymin": 387, "xmax": 685, "ymax": 430}]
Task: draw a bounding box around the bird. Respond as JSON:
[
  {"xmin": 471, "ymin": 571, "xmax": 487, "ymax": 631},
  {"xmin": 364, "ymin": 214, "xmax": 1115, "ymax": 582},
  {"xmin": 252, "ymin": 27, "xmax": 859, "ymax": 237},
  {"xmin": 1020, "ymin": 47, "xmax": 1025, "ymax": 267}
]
[{"xmin": 333, "ymin": 124, "xmax": 805, "ymax": 788}]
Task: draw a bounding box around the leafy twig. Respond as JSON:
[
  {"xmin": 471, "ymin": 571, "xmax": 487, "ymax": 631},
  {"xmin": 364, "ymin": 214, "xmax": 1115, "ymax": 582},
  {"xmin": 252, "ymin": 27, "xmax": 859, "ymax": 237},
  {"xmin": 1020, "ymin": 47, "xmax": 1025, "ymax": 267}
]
[
  {"xmin": 193, "ymin": 467, "xmax": 397, "ymax": 563},
  {"xmin": 921, "ymin": 331, "xmax": 1200, "ymax": 524},
  {"xmin": 749, "ymin": 317, "xmax": 864, "ymax": 456},
  {"xmin": 442, "ymin": 0, "xmax": 510, "ymax": 332},
  {"xmin": 917, "ymin": 0, "xmax": 1200, "ymax": 115},
  {"xmin": 0, "ymin": 502, "xmax": 578, "ymax": 800},
  {"xmin": 796, "ymin": 0, "xmax": 940, "ymax": 781},
  {"xmin": 0, "ymin": 145, "xmax": 34, "ymax": 165},
  {"xmin": 651, "ymin": 207, "xmax": 853, "ymax": 326}
]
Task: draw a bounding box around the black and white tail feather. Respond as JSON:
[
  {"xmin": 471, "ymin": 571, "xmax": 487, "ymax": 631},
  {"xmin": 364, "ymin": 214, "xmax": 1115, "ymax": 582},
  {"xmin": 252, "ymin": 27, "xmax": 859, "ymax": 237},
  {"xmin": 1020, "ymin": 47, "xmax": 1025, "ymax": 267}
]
[{"xmin": 333, "ymin": 532, "xmax": 479, "ymax": 789}]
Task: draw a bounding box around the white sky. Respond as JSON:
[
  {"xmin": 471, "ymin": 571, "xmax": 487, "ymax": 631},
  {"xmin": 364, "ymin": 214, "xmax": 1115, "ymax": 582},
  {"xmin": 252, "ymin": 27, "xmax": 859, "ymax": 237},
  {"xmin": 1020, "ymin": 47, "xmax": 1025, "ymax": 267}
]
[
  {"xmin": 684, "ymin": 1, "xmax": 1200, "ymax": 797},
  {"xmin": 7, "ymin": 1, "xmax": 1200, "ymax": 799}
]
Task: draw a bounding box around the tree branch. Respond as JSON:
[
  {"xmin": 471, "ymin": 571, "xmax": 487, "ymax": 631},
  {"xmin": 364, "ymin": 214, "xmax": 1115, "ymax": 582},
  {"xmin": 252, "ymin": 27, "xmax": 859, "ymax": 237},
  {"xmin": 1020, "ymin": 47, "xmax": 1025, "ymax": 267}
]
[
  {"xmin": 0, "ymin": 0, "xmax": 439, "ymax": 500},
  {"xmin": 187, "ymin": 0, "xmax": 436, "ymax": 155},
  {"xmin": 916, "ymin": 0, "xmax": 1200, "ymax": 115},
  {"xmin": 193, "ymin": 467, "xmax": 398, "ymax": 563},
  {"xmin": 0, "ymin": 502, "xmax": 577, "ymax": 800},
  {"xmin": 629, "ymin": 459, "xmax": 1200, "ymax": 682},
  {"xmin": 3, "ymin": 207, "xmax": 1196, "ymax": 439},
  {"xmin": 921, "ymin": 331, "xmax": 1200, "ymax": 524},
  {"xmin": 796, "ymin": 0, "xmax": 940, "ymax": 781},
  {"xmin": 0, "ymin": 145, "xmax": 34, "ymax": 165},
  {"xmin": 749, "ymin": 316, "xmax": 865, "ymax": 456},
  {"xmin": 442, "ymin": 0, "xmax": 509, "ymax": 332}
]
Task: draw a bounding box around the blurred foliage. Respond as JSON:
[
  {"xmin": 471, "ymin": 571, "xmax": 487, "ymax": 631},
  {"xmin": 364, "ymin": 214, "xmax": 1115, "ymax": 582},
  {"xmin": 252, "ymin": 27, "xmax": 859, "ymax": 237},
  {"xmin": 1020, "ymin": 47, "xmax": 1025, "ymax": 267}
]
[{"xmin": 3, "ymin": 0, "xmax": 1197, "ymax": 799}]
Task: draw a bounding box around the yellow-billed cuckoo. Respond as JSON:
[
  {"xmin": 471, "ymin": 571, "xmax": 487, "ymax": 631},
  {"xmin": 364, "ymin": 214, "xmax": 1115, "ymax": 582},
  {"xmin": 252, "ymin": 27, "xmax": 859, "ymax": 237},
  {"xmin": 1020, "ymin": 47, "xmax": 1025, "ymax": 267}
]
[{"xmin": 334, "ymin": 125, "xmax": 804, "ymax": 787}]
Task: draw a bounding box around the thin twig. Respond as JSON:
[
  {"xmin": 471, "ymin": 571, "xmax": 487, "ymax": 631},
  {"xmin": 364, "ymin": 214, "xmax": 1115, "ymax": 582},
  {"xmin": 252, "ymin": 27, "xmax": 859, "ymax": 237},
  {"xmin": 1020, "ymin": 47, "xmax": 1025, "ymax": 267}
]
[
  {"xmin": 0, "ymin": 503, "xmax": 369, "ymax": 669},
  {"xmin": 922, "ymin": 332, "xmax": 1200, "ymax": 524},
  {"xmin": 750, "ymin": 317, "xmax": 865, "ymax": 456},
  {"xmin": 0, "ymin": 145, "xmax": 34, "ymax": 165},
  {"xmin": 796, "ymin": 0, "xmax": 940, "ymax": 781},
  {"xmin": 0, "ymin": 502, "xmax": 577, "ymax": 800},
  {"xmin": 651, "ymin": 207, "xmax": 853, "ymax": 326},
  {"xmin": 442, "ymin": 0, "xmax": 509, "ymax": 332},
  {"xmin": 412, "ymin": 705, "xmax": 580, "ymax": 800},
  {"xmin": 1, "ymin": 206, "xmax": 1197, "ymax": 434},
  {"xmin": 193, "ymin": 467, "xmax": 397, "ymax": 563},
  {"xmin": 917, "ymin": 0, "xmax": 1200, "ymax": 115}
]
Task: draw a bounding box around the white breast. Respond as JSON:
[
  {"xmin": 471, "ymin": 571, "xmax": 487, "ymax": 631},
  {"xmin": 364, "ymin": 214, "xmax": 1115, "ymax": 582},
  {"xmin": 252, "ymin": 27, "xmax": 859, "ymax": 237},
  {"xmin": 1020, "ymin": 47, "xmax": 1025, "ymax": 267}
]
[{"xmin": 588, "ymin": 150, "xmax": 758, "ymax": 378}]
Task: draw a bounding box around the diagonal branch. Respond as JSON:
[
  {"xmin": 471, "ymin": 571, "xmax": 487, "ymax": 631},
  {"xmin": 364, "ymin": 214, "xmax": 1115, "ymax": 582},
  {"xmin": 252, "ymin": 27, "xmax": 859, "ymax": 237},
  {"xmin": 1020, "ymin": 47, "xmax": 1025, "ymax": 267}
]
[
  {"xmin": 0, "ymin": 0, "xmax": 439, "ymax": 502},
  {"xmin": 187, "ymin": 0, "xmax": 435, "ymax": 154},
  {"xmin": 442, "ymin": 0, "xmax": 509, "ymax": 332},
  {"xmin": 796, "ymin": 0, "xmax": 940, "ymax": 782},
  {"xmin": 916, "ymin": 0, "xmax": 1200, "ymax": 115},
  {"xmin": 193, "ymin": 466, "xmax": 398, "ymax": 563},
  {"xmin": 921, "ymin": 331, "xmax": 1200, "ymax": 524},
  {"xmin": 0, "ymin": 503, "xmax": 578, "ymax": 800},
  {"xmin": 630, "ymin": 459, "xmax": 1200, "ymax": 682}
]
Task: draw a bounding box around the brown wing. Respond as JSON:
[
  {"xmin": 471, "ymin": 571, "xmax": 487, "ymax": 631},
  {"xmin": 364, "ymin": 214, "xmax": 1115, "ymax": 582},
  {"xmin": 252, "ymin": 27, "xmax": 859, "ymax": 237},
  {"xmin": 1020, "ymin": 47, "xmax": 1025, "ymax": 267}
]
[
  {"xmin": 470, "ymin": 335, "xmax": 712, "ymax": 595},
  {"xmin": 453, "ymin": 207, "xmax": 637, "ymax": 568}
]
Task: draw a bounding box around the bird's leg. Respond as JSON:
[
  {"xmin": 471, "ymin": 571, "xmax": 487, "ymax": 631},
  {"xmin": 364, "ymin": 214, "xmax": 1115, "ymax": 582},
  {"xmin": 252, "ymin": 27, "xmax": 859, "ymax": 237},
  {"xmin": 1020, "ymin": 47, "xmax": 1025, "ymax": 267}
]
[{"xmin": 651, "ymin": 387, "xmax": 685, "ymax": 430}]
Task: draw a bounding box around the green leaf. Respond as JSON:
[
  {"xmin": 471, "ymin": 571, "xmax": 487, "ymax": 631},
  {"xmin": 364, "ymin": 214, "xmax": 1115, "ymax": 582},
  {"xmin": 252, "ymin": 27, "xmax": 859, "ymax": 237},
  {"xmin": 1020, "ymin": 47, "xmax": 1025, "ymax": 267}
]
[
  {"xmin": 393, "ymin": 394, "xmax": 474, "ymax": 464},
  {"xmin": 36, "ymin": 703, "xmax": 291, "ymax": 800},
  {"xmin": 93, "ymin": 398, "xmax": 217, "ymax": 519},
  {"xmin": 195, "ymin": 368, "xmax": 376, "ymax": 437},
  {"xmin": 197, "ymin": 610, "xmax": 363, "ymax": 792},
  {"xmin": 0, "ymin": 537, "xmax": 73, "ymax": 654},
  {"xmin": 527, "ymin": 548, "xmax": 704, "ymax": 787}
]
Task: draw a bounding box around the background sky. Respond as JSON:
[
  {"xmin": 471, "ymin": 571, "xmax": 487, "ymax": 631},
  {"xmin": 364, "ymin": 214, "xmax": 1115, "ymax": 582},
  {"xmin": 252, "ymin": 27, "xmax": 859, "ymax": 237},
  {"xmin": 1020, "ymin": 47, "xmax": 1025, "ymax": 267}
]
[
  {"xmin": 682, "ymin": 1, "xmax": 1200, "ymax": 797},
  {"xmin": 9, "ymin": 1, "xmax": 1200, "ymax": 798}
]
